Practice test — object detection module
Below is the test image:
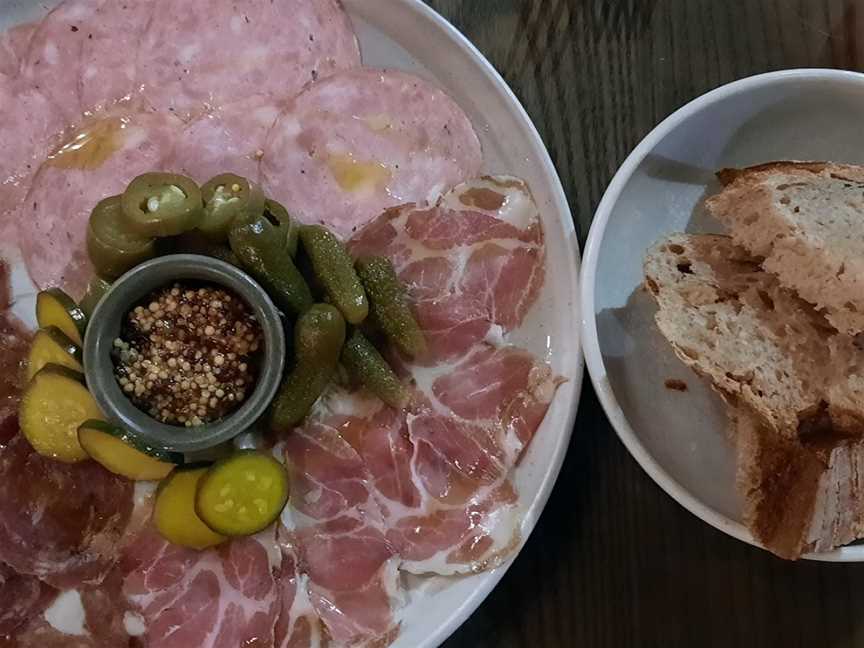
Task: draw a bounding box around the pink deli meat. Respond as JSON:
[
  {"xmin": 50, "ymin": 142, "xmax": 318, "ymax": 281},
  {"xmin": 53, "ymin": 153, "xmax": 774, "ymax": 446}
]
[
  {"xmin": 137, "ymin": 0, "xmax": 360, "ymax": 120},
  {"xmin": 349, "ymin": 176, "xmax": 545, "ymax": 361},
  {"xmin": 0, "ymin": 22, "xmax": 35, "ymax": 77},
  {"xmin": 281, "ymin": 421, "xmax": 402, "ymax": 646},
  {"xmin": 262, "ymin": 69, "xmax": 483, "ymax": 239},
  {"xmin": 121, "ymin": 526, "xmax": 282, "ymax": 648},
  {"xmin": 0, "ymin": 435, "xmax": 133, "ymax": 590},
  {"xmin": 0, "ymin": 562, "xmax": 54, "ymax": 640},
  {"xmin": 19, "ymin": 108, "xmax": 183, "ymax": 295}
]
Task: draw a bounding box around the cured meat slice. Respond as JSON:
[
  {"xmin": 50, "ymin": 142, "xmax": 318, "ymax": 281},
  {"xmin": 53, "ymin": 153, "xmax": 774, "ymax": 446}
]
[
  {"xmin": 262, "ymin": 69, "xmax": 483, "ymax": 239},
  {"xmin": 19, "ymin": 108, "xmax": 183, "ymax": 295},
  {"xmin": 273, "ymin": 544, "xmax": 323, "ymax": 648},
  {"xmin": 349, "ymin": 177, "xmax": 544, "ymax": 361},
  {"xmin": 137, "ymin": 0, "xmax": 360, "ymax": 120},
  {"xmin": 0, "ymin": 435, "xmax": 133, "ymax": 589},
  {"xmin": 0, "ymin": 22, "xmax": 35, "ymax": 77},
  {"xmin": 121, "ymin": 527, "xmax": 282, "ymax": 648},
  {"xmin": 0, "ymin": 562, "xmax": 54, "ymax": 639},
  {"xmin": 0, "ymin": 260, "xmax": 31, "ymax": 432},
  {"xmin": 281, "ymin": 422, "xmax": 402, "ymax": 646},
  {"xmin": 21, "ymin": 0, "xmax": 153, "ymax": 120},
  {"xmin": 0, "ymin": 77, "xmax": 65, "ymax": 226},
  {"xmin": 168, "ymin": 97, "xmax": 282, "ymax": 185}
]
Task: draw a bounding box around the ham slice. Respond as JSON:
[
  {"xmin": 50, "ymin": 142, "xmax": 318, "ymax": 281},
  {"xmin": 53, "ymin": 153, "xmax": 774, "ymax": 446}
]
[
  {"xmin": 349, "ymin": 177, "xmax": 544, "ymax": 361},
  {"xmin": 262, "ymin": 69, "xmax": 483, "ymax": 239},
  {"xmin": 0, "ymin": 434, "xmax": 133, "ymax": 589},
  {"xmin": 137, "ymin": 0, "xmax": 360, "ymax": 120},
  {"xmin": 19, "ymin": 108, "xmax": 183, "ymax": 295},
  {"xmin": 0, "ymin": 22, "xmax": 35, "ymax": 77},
  {"xmin": 281, "ymin": 421, "xmax": 402, "ymax": 646}
]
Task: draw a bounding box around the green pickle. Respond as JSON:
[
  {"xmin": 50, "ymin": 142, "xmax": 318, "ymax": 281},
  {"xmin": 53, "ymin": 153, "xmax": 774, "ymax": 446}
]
[
  {"xmin": 229, "ymin": 215, "xmax": 313, "ymax": 315},
  {"xmin": 342, "ymin": 329, "xmax": 408, "ymax": 409},
  {"xmin": 355, "ymin": 256, "xmax": 427, "ymax": 358},
  {"xmin": 270, "ymin": 304, "xmax": 346, "ymax": 431},
  {"xmin": 121, "ymin": 172, "xmax": 203, "ymax": 237},
  {"xmin": 299, "ymin": 225, "xmax": 368, "ymax": 325},
  {"xmin": 174, "ymin": 231, "xmax": 241, "ymax": 267},
  {"xmin": 86, "ymin": 195, "xmax": 156, "ymax": 279},
  {"xmin": 200, "ymin": 174, "xmax": 266, "ymax": 242},
  {"xmin": 79, "ymin": 277, "xmax": 113, "ymax": 317}
]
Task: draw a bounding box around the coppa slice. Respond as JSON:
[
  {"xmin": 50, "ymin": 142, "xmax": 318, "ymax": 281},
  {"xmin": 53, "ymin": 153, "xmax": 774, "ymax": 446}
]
[
  {"xmin": 137, "ymin": 0, "xmax": 360, "ymax": 120},
  {"xmin": 0, "ymin": 434, "xmax": 133, "ymax": 588},
  {"xmin": 121, "ymin": 526, "xmax": 283, "ymax": 647},
  {"xmin": 0, "ymin": 562, "xmax": 55, "ymax": 639},
  {"xmin": 262, "ymin": 69, "xmax": 483, "ymax": 239},
  {"xmin": 19, "ymin": 108, "xmax": 184, "ymax": 295},
  {"xmin": 349, "ymin": 176, "xmax": 545, "ymax": 362},
  {"xmin": 281, "ymin": 420, "xmax": 402, "ymax": 646}
]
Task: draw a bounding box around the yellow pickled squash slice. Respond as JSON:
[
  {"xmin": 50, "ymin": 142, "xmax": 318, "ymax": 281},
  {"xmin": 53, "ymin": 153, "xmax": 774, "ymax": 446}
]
[
  {"xmin": 36, "ymin": 288, "xmax": 87, "ymax": 345},
  {"xmin": 155, "ymin": 466, "xmax": 227, "ymax": 550},
  {"xmin": 78, "ymin": 420, "xmax": 182, "ymax": 481},
  {"xmin": 26, "ymin": 326, "xmax": 83, "ymax": 381},
  {"xmin": 20, "ymin": 365, "xmax": 102, "ymax": 463}
]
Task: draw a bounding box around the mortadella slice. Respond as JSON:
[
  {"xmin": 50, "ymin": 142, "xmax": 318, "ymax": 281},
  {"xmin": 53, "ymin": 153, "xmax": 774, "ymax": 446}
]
[{"xmin": 262, "ymin": 69, "xmax": 483, "ymax": 239}]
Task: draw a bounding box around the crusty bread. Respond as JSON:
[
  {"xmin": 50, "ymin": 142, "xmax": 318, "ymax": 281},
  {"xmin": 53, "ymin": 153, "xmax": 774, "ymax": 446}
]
[
  {"xmin": 706, "ymin": 161, "xmax": 864, "ymax": 335},
  {"xmin": 644, "ymin": 233, "xmax": 833, "ymax": 437},
  {"xmin": 733, "ymin": 406, "xmax": 864, "ymax": 559}
]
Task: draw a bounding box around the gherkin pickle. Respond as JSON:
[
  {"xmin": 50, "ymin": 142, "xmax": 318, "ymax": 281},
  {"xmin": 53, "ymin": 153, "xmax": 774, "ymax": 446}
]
[
  {"xmin": 86, "ymin": 195, "xmax": 156, "ymax": 279},
  {"xmin": 270, "ymin": 304, "xmax": 346, "ymax": 431},
  {"xmin": 199, "ymin": 174, "xmax": 266, "ymax": 242},
  {"xmin": 229, "ymin": 215, "xmax": 313, "ymax": 315},
  {"xmin": 299, "ymin": 225, "xmax": 368, "ymax": 325},
  {"xmin": 121, "ymin": 172, "xmax": 203, "ymax": 237},
  {"xmin": 355, "ymin": 256, "xmax": 427, "ymax": 358},
  {"xmin": 342, "ymin": 329, "xmax": 408, "ymax": 409},
  {"xmin": 262, "ymin": 199, "xmax": 300, "ymax": 257}
]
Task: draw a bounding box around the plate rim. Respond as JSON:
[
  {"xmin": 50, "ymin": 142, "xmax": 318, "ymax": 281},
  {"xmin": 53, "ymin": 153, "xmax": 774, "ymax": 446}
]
[
  {"xmin": 386, "ymin": 1, "xmax": 584, "ymax": 644},
  {"xmin": 580, "ymin": 67, "xmax": 864, "ymax": 563}
]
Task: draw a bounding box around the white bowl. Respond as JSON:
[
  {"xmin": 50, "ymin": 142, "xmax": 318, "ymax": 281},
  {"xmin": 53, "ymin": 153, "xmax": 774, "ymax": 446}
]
[{"xmin": 581, "ymin": 69, "xmax": 864, "ymax": 562}]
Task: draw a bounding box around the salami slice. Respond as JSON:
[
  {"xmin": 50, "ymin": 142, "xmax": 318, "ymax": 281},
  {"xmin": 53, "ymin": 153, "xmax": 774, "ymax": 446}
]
[
  {"xmin": 137, "ymin": 0, "xmax": 360, "ymax": 120},
  {"xmin": 262, "ymin": 69, "xmax": 483, "ymax": 238},
  {"xmin": 0, "ymin": 435, "xmax": 133, "ymax": 589}
]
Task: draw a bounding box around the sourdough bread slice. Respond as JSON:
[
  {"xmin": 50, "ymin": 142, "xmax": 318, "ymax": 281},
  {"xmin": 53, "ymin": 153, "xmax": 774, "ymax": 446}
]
[
  {"xmin": 644, "ymin": 233, "xmax": 832, "ymax": 437},
  {"xmin": 706, "ymin": 161, "xmax": 864, "ymax": 335}
]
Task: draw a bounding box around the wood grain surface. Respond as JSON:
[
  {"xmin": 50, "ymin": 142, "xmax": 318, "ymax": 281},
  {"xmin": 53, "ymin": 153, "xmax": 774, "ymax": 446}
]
[{"xmin": 429, "ymin": 1, "xmax": 864, "ymax": 647}]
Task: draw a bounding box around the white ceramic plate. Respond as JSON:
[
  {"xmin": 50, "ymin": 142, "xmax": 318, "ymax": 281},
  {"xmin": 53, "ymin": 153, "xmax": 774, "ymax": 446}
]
[
  {"xmin": 581, "ymin": 69, "xmax": 864, "ymax": 562},
  {"xmin": 1, "ymin": 0, "xmax": 583, "ymax": 643}
]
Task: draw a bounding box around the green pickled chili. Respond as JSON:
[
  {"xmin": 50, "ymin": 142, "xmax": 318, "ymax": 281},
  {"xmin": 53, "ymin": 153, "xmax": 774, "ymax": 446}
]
[
  {"xmin": 121, "ymin": 172, "xmax": 203, "ymax": 237},
  {"xmin": 199, "ymin": 174, "xmax": 266, "ymax": 242},
  {"xmin": 228, "ymin": 215, "xmax": 313, "ymax": 315},
  {"xmin": 299, "ymin": 225, "xmax": 368, "ymax": 325},
  {"xmin": 86, "ymin": 195, "xmax": 156, "ymax": 279},
  {"xmin": 341, "ymin": 329, "xmax": 408, "ymax": 408},
  {"xmin": 355, "ymin": 255, "xmax": 427, "ymax": 358},
  {"xmin": 270, "ymin": 304, "xmax": 346, "ymax": 431},
  {"xmin": 262, "ymin": 199, "xmax": 300, "ymax": 258}
]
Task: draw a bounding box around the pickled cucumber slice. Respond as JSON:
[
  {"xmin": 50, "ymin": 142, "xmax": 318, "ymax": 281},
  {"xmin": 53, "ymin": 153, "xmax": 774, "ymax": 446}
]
[
  {"xmin": 195, "ymin": 451, "xmax": 289, "ymax": 536},
  {"xmin": 36, "ymin": 288, "xmax": 87, "ymax": 345},
  {"xmin": 26, "ymin": 327, "xmax": 83, "ymax": 380},
  {"xmin": 154, "ymin": 466, "xmax": 226, "ymax": 550}
]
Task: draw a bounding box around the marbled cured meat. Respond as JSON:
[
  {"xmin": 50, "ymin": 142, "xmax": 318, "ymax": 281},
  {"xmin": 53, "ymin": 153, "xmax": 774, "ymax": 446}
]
[
  {"xmin": 262, "ymin": 69, "xmax": 483, "ymax": 238},
  {"xmin": 349, "ymin": 177, "xmax": 544, "ymax": 361}
]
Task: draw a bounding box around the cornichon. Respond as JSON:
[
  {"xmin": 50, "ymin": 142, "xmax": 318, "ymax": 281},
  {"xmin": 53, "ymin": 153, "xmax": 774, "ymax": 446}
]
[
  {"xmin": 299, "ymin": 225, "xmax": 368, "ymax": 325},
  {"xmin": 199, "ymin": 173, "xmax": 266, "ymax": 242},
  {"xmin": 229, "ymin": 215, "xmax": 313, "ymax": 315},
  {"xmin": 341, "ymin": 329, "xmax": 408, "ymax": 409},
  {"xmin": 355, "ymin": 256, "xmax": 427, "ymax": 358},
  {"xmin": 121, "ymin": 172, "xmax": 203, "ymax": 237},
  {"xmin": 270, "ymin": 304, "xmax": 346, "ymax": 431}
]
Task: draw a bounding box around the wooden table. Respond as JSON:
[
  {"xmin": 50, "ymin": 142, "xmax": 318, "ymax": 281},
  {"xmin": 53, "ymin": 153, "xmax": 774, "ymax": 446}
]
[{"xmin": 431, "ymin": 1, "xmax": 864, "ymax": 646}]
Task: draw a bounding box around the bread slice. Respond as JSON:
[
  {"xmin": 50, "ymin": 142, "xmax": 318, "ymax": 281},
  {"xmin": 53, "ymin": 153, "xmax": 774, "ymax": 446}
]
[
  {"xmin": 644, "ymin": 233, "xmax": 833, "ymax": 437},
  {"xmin": 733, "ymin": 406, "xmax": 864, "ymax": 559},
  {"xmin": 706, "ymin": 161, "xmax": 864, "ymax": 335}
]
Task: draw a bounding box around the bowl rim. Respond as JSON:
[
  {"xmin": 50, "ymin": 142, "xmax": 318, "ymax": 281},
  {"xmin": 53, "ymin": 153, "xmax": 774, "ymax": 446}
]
[
  {"xmin": 580, "ymin": 68, "xmax": 864, "ymax": 563},
  {"xmin": 83, "ymin": 253, "xmax": 286, "ymax": 453}
]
